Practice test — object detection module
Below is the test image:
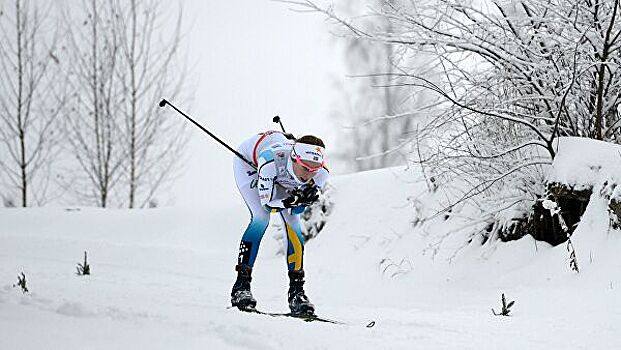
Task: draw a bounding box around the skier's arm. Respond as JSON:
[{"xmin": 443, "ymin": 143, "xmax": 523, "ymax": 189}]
[{"xmin": 257, "ymin": 150, "xmax": 287, "ymax": 212}]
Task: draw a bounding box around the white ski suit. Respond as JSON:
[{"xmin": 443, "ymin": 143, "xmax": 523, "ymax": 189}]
[{"xmin": 233, "ymin": 131, "xmax": 329, "ymax": 271}]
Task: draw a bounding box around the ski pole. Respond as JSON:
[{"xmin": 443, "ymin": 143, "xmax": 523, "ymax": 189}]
[
  {"xmin": 159, "ymin": 99, "xmax": 257, "ymax": 169},
  {"xmin": 272, "ymin": 115, "xmax": 286, "ymax": 133},
  {"xmin": 273, "ymin": 115, "xmax": 297, "ymax": 140},
  {"xmin": 160, "ymin": 99, "xmax": 302, "ymax": 191}
]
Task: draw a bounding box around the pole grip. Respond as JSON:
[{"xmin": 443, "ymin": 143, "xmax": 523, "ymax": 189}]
[{"xmin": 273, "ymin": 115, "xmax": 286, "ymax": 133}]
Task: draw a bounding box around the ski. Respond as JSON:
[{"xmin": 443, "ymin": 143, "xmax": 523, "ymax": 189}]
[{"xmin": 229, "ymin": 306, "xmax": 345, "ymax": 325}]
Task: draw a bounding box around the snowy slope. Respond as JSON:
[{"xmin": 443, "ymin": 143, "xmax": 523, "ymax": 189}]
[{"xmin": 2, "ymin": 165, "xmax": 621, "ymax": 349}]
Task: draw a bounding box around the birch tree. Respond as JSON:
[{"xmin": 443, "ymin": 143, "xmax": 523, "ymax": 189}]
[
  {"xmin": 113, "ymin": 0, "xmax": 188, "ymax": 208},
  {"xmin": 63, "ymin": 0, "xmax": 124, "ymax": 207},
  {"xmin": 62, "ymin": 0, "xmax": 189, "ymax": 208},
  {"xmin": 0, "ymin": 0, "xmax": 64, "ymax": 207}
]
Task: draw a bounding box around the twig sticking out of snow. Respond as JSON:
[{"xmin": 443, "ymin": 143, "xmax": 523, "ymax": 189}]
[
  {"xmin": 542, "ymin": 198, "xmax": 580, "ymax": 273},
  {"xmin": 492, "ymin": 293, "xmax": 515, "ymax": 316},
  {"xmin": 76, "ymin": 251, "xmax": 90, "ymax": 276},
  {"xmin": 13, "ymin": 272, "xmax": 28, "ymax": 294}
]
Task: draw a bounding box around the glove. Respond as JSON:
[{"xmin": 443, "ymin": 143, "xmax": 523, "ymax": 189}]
[
  {"xmin": 300, "ymin": 185, "xmax": 319, "ymax": 204},
  {"xmin": 282, "ymin": 186, "xmax": 319, "ymax": 208},
  {"xmin": 282, "ymin": 187, "xmax": 319, "ymax": 208},
  {"xmin": 282, "ymin": 189, "xmax": 305, "ymax": 208}
]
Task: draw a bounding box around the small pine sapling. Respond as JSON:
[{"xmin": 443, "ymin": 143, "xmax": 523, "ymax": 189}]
[
  {"xmin": 13, "ymin": 272, "xmax": 28, "ymax": 293},
  {"xmin": 76, "ymin": 251, "xmax": 91, "ymax": 276},
  {"xmin": 492, "ymin": 293, "xmax": 515, "ymax": 316}
]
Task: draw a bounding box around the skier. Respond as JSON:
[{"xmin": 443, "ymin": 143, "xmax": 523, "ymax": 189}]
[{"xmin": 231, "ymin": 130, "xmax": 329, "ymax": 315}]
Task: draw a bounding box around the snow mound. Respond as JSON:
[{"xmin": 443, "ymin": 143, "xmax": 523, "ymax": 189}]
[{"xmin": 548, "ymin": 137, "xmax": 621, "ymax": 189}]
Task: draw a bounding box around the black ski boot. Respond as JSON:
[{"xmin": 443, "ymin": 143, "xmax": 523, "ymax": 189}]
[
  {"xmin": 231, "ymin": 264, "xmax": 257, "ymax": 311},
  {"xmin": 288, "ymin": 270, "xmax": 315, "ymax": 315}
]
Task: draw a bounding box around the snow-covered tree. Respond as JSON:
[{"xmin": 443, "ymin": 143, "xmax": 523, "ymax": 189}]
[{"xmin": 291, "ymin": 0, "xmax": 621, "ymax": 221}]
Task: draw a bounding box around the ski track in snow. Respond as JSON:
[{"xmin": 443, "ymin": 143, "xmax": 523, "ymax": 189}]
[{"xmin": 1, "ymin": 168, "xmax": 621, "ymax": 349}]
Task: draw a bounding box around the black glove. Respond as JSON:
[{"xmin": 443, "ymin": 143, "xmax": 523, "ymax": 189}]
[
  {"xmin": 282, "ymin": 186, "xmax": 319, "ymax": 208},
  {"xmin": 300, "ymin": 185, "xmax": 319, "ymax": 204},
  {"xmin": 282, "ymin": 189, "xmax": 304, "ymax": 208}
]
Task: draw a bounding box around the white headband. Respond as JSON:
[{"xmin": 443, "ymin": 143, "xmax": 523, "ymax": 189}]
[{"xmin": 293, "ymin": 142, "xmax": 325, "ymax": 164}]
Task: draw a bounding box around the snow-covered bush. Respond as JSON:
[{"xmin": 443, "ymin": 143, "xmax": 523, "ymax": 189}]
[
  {"xmin": 502, "ymin": 138, "xmax": 621, "ymax": 245},
  {"xmin": 272, "ymin": 182, "xmax": 335, "ymax": 249},
  {"xmin": 610, "ymin": 192, "xmax": 621, "ymax": 229},
  {"xmin": 300, "ymin": 183, "xmax": 335, "ymax": 241},
  {"xmin": 549, "ymin": 137, "xmax": 621, "ymax": 228},
  {"xmin": 294, "ymin": 0, "xmax": 621, "ymax": 246}
]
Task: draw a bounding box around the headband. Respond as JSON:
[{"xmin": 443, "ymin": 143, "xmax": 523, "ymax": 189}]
[{"xmin": 293, "ymin": 142, "xmax": 325, "ymax": 164}]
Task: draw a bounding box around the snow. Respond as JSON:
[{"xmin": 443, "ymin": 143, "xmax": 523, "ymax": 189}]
[
  {"xmin": 2, "ymin": 164, "xmax": 621, "ymax": 349},
  {"xmin": 547, "ymin": 136, "xmax": 621, "ymax": 189}
]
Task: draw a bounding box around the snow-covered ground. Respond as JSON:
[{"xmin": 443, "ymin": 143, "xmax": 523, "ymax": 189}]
[{"xmin": 2, "ymin": 164, "xmax": 621, "ymax": 349}]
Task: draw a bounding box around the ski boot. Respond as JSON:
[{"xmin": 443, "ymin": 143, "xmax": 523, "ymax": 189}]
[
  {"xmin": 231, "ymin": 264, "xmax": 257, "ymax": 311},
  {"xmin": 288, "ymin": 270, "xmax": 315, "ymax": 315}
]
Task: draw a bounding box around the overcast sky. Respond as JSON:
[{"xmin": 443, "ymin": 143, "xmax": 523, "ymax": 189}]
[{"xmin": 171, "ymin": 0, "xmax": 346, "ymax": 209}]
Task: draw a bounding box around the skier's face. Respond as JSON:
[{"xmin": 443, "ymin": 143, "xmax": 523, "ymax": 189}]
[{"xmin": 292, "ymin": 158, "xmax": 322, "ymax": 183}]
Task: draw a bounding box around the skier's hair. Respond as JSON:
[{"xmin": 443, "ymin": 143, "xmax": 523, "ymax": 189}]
[{"xmin": 296, "ymin": 135, "xmax": 325, "ymax": 148}]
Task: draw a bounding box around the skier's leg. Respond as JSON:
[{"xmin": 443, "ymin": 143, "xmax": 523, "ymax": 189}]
[
  {"xmin": 279, "ymin": 210, "xmax": 304, "ymax": 272},
  {"xmin": 233, "ymin": 157, "xmax": 270, "ymax": 269},
  {"xmin": 231, "ymin": 157, "xmax": 270, "ymax": 309},
  {"xmin": 237, "ymin": 211, "xmax": 269, "ymax": 268},
  {"xmin": 279, "ymin": 211, "xmax": 314, "ymax": 315}
]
